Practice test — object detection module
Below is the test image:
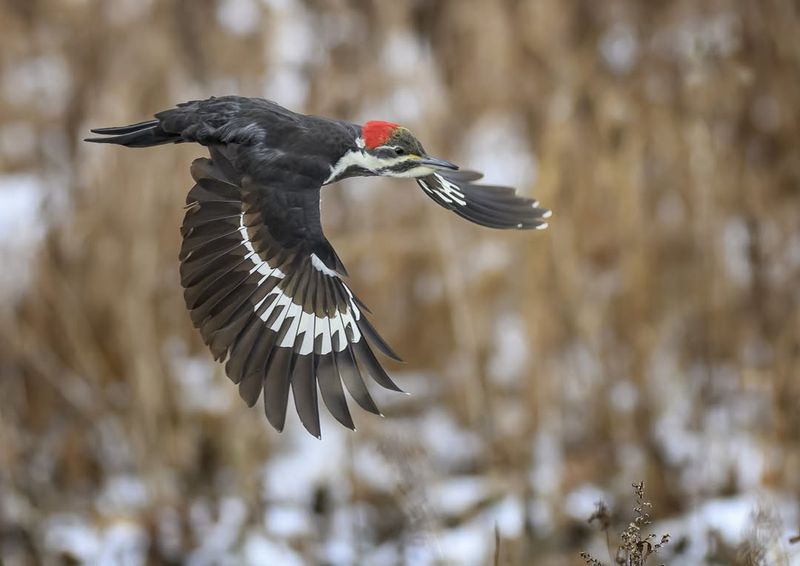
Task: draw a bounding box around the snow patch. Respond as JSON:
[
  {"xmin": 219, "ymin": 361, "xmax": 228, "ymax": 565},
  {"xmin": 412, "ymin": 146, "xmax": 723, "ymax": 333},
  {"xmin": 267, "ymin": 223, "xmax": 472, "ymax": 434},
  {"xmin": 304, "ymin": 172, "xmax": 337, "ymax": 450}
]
[
  {"xmin": 0, "ymin": 174, "xmax": 47, "ymax": 301},
  {"xmin": 217, "ymin": 0, "xmax": 261, "ymax": 35},
  {"xmin": 262, "ymin": 422, "xmax": 347, "ymax": 503},
  {"xmin": 460, "ymin": 114, "xmax": 537, "ymax": 190},
  {"xmin": 600, "ymin": 23, "xmax": 639, "ymax": 74},
  {"xmin": 488, "ymin": 311, "xmax": 530, "ymax": 385}
]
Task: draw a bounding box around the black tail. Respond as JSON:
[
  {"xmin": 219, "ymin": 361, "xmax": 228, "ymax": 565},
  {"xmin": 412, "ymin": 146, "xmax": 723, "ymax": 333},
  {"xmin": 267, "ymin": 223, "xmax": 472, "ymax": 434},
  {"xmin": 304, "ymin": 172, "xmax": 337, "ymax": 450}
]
[{"xmin": 85, "ymin": 119, "xmax": 181, "ymax": 148}]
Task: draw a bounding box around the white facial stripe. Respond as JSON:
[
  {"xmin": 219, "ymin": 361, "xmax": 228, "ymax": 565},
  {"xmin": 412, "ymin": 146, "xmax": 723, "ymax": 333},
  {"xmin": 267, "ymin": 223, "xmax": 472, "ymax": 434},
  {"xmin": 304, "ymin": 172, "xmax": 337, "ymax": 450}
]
[{"xmin": 324, "ymin": 149, "xmax": 407, "ymax": 184}]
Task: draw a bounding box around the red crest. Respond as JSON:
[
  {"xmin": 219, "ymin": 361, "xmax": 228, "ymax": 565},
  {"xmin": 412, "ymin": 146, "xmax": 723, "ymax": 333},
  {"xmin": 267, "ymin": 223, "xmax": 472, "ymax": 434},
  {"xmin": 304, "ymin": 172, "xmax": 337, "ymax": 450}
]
[{"xmin": 362, "ymin": 120, "xmax": 399, "ymax": 149}]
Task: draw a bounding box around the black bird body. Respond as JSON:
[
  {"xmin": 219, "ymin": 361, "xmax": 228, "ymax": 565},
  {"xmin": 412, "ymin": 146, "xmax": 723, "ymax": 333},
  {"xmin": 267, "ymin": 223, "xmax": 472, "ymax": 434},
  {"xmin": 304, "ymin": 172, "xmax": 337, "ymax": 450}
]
[
  {"xmin": 96, "ymin": 96, "xmax": 359, "ymax": 185},
  {"xmin": 87, "ymin": 96, "xmax": 550, "ymax": 437}
]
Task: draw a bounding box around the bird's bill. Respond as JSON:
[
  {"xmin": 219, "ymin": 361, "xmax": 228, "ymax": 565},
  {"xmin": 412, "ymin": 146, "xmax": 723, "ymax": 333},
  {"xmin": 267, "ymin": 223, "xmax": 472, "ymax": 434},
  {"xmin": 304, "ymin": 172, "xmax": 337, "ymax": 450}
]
[{"xmin": 417, "ymin": 156, "xmax": 459, "ymax": 170}]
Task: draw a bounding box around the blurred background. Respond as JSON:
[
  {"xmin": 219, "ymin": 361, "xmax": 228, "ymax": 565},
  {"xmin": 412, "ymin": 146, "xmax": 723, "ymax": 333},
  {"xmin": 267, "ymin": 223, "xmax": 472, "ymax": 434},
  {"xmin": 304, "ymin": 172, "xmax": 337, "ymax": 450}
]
[{"xmin": 1, "ymin": 0, "xmax": 799, "ymax": 564}]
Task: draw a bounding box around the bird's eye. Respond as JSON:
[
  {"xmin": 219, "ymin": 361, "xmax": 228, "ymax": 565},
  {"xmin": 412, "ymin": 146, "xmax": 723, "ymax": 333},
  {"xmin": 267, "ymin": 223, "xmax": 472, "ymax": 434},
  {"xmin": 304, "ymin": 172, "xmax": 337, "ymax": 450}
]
[{"xmin": 394, "ymin": 147, "xmax": 405, "ymax": 156}]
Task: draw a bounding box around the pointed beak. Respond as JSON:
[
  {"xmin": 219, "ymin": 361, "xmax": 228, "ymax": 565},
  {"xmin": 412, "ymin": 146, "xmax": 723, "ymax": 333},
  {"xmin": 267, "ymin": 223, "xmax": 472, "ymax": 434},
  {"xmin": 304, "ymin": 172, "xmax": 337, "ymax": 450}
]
[{"xmin": 417, "ymin": 155, "xmax": 459, "ymax": 170}]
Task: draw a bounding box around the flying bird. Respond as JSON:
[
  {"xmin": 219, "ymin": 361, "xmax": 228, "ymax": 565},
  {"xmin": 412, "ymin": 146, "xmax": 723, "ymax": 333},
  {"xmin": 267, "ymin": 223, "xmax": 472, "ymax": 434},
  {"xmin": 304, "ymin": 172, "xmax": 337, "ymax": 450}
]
[{"xmin": 86, "ymin": 96, "xmax": 550, "ymax": 437}]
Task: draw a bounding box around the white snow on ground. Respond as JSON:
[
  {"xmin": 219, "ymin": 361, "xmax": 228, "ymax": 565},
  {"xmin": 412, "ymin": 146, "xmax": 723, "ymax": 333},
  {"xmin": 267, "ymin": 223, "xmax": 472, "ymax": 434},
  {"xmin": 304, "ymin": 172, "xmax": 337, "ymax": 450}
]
[
  {"xmin": 242, "ymin": 533, "xmax": 304, "ymax": 566},
  {"xmin": 529, "ymin": 429, "xmax": 563, "ymax": 499},
  {"xmin": 490, "ymin": 495, "xmax": 525, "ymax": 537},
  {"xmin": 44, "ymin": 515, "xmax": 102, "ymax": 563},
  {"xmin": 467, "ymin": 239, "xmax": 513, "ymax": 281},
  {"xmin": 381, "ymin": 31, "xmax": 424, "ymax": 77},
  {"xmin": 0, "ymin": 174, "xmax": 47, "ymax": 301},
  {"xmin": 564, "ymin": 484, "xmax": 612, "ymax": 522},
  {"xmin": 0, "ymin": 175, "xmax": 44, "ymax": 242},
  {"xmin": 460, "ymin": 114, "xmax": 537, "ymax": 191},
  {"xmin": 437, "ymin": 521, "xmax": 490, "ymax": 565},
  {"xmin": 600, "ymin": 22, "xmax": 639, "ymax": 74},
  {"xmin": 722, "ymin": 217, "xmax": 752, "ymax": 286},
  {"xmin": 265, "ymin": 505, "xmax": 311, "ymax": 538},
  {"xmin": 417, "ymin": 408, "xmax": 483, "ymax": 468},
  {"xmin": 217, "ymin": 0, "xmax": 260, "ymax": 36},
  {"xmin": 260, "ymin": 0, "xmax": 312, "ymax": 107},
  {"xmin": 654, "ymin": 494, "xmax": 800, "ymax": 564},
  {"xmin": 432, "ymin": 476, "xmax": 489, "ymax": 517},
  {"xmin": 33, "ymin": 391, "xmax": 800, "ymax": 565},
  {"xmin": 96, "ymin": 475, "xmax": 150, "ymax": 515},
  {"xmin": 363, "ymin": 542, "xmax": 403, "ymax": 566},
  {"xmin": 2, "ymin": 56, "xmax": 71, "ymax": 116},
  {"xmin": 44, "ymin": 515, "xmax": 148, "ymax": 566},
  {"xmin": 95, "ymin": 522, "xmax": 149, "ymax": 566},
  {"xmin": 262, "ymin": 418, "xmax": 348, "ymax": 503},
  {"xmin": 488, "ymin": 311, "xmax": 530, "ymax": 385},
  {"xmin": 186, "ymin": 497, "xmax": 248, "ymax": 563},
  {"xmin": 652, "ymin": 12, "xmax": 741, "ymax": 64},
  {"xmin": 166, "ymin": 339, "xmax": 235, "ymax": 414},
  {"xmin": 353, "ymin": 442, "xmax": 398, "ymax": 491}
]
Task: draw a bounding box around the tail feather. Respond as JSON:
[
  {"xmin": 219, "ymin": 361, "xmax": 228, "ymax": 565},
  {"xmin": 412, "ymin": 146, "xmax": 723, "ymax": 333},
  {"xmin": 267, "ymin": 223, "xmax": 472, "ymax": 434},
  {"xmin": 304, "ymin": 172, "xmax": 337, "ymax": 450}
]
[
  {"xmin": 90, "ymin": 120, "xmax": 159, "ymax": 135},
  {"xmin": 85, "ymin": 119, "xmax": 181, "ymax": 148}
]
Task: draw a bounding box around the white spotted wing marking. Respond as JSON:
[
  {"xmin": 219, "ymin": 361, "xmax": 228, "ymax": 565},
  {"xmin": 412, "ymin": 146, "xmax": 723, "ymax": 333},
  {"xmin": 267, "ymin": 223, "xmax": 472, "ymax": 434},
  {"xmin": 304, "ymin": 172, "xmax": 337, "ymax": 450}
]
[
  {"xmin": 238, "ymin": 215, "xmax": 286, "ymax": 279},
  {"xmin": 237, "ymin": 213, "xmax": 362, "ymax": 356},
  {"xmin": 419, "ymin": 174, "xmax": 467, "ymax": 206},
  {"xmin": 310, "ymin": 252, "xmax": 339, "ymax": 276},
  {"xmin": 418, "ymin": 172, "xmax": 551, "ymax": 230}
]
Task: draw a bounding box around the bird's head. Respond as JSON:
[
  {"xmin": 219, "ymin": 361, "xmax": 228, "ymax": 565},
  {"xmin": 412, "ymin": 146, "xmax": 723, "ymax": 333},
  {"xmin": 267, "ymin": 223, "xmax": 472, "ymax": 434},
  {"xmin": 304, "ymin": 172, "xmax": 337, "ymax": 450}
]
[{"xmin": 358, "ymin": 121, "xmax": 458, "ymax": 178}]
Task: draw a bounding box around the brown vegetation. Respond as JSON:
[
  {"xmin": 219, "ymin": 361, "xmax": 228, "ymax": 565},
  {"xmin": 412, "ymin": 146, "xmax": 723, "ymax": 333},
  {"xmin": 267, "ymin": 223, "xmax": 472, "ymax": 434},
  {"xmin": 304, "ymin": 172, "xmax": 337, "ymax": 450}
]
[{"xmin": 1, "ymin": 0, "xmax": 798, "ymax": 564}]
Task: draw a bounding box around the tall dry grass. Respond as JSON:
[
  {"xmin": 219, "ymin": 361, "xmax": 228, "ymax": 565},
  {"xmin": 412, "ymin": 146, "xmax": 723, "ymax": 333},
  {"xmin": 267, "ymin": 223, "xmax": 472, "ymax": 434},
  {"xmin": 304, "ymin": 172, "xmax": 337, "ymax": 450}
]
[{"xmin": 0, "ymin": 0, "xmax": 798, "ymax": 564}]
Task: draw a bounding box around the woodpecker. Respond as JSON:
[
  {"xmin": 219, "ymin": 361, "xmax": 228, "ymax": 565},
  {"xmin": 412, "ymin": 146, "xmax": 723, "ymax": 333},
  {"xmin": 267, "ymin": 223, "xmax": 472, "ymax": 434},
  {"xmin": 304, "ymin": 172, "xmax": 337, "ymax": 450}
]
[{"xmin": 86, "ymin": 96, "xmax": 550, "ymax": 437}]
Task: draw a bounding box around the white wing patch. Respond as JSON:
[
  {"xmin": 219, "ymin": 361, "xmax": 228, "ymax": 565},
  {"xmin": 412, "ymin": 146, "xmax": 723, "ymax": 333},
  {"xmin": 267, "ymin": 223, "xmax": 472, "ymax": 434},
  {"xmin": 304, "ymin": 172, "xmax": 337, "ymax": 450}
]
[
  {"xmin": 310, "ymin": 253, "xmax": 339, "ymax": 276},
  {"xmin": 237, "ymin": 213, "xmax": 362, "ymax": 356},
  {"xmin": 239, "ymin": 214, "xmax": 285, "ymax": 279},
  {"xmin": 419, "ymin": 174, "xmax": 467, "ymax": 206}
]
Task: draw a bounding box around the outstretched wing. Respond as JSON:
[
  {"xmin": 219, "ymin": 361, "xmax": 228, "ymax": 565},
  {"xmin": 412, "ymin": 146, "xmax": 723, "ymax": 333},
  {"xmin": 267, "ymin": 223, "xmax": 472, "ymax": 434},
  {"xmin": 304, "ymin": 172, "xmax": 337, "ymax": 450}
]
[
  {"xmin": 417, "ymin": 170, "xmax": 551, "ymax": 230},
  {"xmin": 180, "ymin": 147, "xmax": 401, "ymax": 437}
]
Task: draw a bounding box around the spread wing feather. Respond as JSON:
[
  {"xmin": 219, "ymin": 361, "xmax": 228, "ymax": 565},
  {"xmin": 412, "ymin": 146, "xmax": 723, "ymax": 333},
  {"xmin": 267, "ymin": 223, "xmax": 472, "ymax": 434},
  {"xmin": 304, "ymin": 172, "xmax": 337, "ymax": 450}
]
[
  {"xmin": 180, "ymin": 153, "xmax": 400, "ymax": 437},
  {"xmin": 417, "ymin": 171, "xmax": 551, "ymax": 230}
]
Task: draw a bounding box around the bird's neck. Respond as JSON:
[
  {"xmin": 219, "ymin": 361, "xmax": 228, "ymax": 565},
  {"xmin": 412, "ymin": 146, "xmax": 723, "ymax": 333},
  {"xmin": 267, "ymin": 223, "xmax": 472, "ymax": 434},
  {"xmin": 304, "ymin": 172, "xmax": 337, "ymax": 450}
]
[{"xmin": 323, "ymin": 139, "xmax": 377, "ymax": 185}]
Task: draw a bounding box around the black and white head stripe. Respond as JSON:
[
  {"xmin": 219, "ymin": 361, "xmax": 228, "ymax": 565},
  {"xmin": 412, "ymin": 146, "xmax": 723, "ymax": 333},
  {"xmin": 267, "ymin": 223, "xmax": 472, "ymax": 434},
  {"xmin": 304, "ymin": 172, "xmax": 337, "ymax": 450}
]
[
  {"xmin": 417, "ymin": 171, "xmax": 551, "ymax": 230},
  {"xmin": 180, "ymin": 151, "xmax": 402, "ymax": 437}
]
